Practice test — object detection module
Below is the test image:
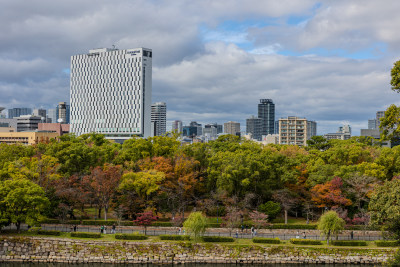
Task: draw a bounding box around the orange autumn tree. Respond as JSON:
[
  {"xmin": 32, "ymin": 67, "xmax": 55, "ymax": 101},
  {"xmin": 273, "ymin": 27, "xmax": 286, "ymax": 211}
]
[
  {"xmin": 82, "ymin": 164, "xmax": 123, "ymax": 220},
  {"xmin": 311, "ymin": 177, "xmax": 352, "ymax": 209},
  {"xmin": 139, "ymin": 155, "xmax": 202, "ymax": 217}
]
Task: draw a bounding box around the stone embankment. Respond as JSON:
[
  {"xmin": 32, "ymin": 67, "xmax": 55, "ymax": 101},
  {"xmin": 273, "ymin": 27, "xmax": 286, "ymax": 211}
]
[{"xmin": 0, "ymin": 236, "xmax": 394, "ymax": 264}]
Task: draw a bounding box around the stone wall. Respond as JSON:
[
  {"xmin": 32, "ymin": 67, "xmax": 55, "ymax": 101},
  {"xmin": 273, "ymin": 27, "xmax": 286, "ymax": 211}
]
[{"xmin": 0, "ymin": 236, "xmax": 394, "ymax": 264}]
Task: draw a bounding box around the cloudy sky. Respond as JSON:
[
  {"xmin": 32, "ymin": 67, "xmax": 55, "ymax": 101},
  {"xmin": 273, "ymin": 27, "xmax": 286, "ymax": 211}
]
[{"xmin": 1, "ymin": 0, "xmax": 400, "ymax": 135}]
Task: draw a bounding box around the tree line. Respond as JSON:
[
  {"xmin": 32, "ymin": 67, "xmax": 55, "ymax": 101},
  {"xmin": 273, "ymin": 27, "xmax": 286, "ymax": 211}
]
[{"xmin": 0, "ymin": 132, "xmax": 399, "ymax": 231}]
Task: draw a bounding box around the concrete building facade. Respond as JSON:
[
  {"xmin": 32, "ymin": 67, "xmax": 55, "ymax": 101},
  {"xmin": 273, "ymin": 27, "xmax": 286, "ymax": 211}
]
[
  {"xmin": 279, "ymin": 116, "xmax": 317, "ymax": 146},
  {"xmin": 0, "ymin": 132, "xmax": 59, "ymax": 145},
  {"xmin": 70, "ymin": 47, "xmax": 152, "ymax": 140},
  {"xmin": 151, "ymin": 102, "xmax": 166, "ymax": 136},
  {"xmin": 172, "ymin": 120, "xmax": 183, "ymax": 134},
  {"xmin": 246, "ymin": 115, "xmax": 262, "ymax": 141},
  {"xmin": 16, "ymin": 115, "xmax": 43, "ymax": 132},
  {"xmin": 224, "ymin": 121, "xmax": 241, "ymax": 136}
]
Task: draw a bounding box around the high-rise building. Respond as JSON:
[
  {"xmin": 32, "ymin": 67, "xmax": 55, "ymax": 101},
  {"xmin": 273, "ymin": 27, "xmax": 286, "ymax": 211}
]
[
  {"xmin": 203, "ymin": 124, "xmax": 218, "ymax": 141},
  {"xmin": 70, "ymin": 47, "xmax": 152, "ymax": 140},
  {"xmin": 258, "ymin": 99, "xmax": 275, "ymax": 135},
  {"xmin": 48, "ymin": 109, "xmax": 56, "ymax": 123},
  {"xmin": 56, "ymin": 102, "xmax": 70, "ymax": 124},
  {"xmin": 33, "ymin": 109, "xmax": 47, "ymax": 119},
  {"xmin": 368, "ymin": 119, "xmax": 377, "ymax": 129},
  {"xmin": 279, "ymin": 116, "xmax": 317, "ymax": 146},
  {"xmin": 151, "ymin": 102, "xmax": 166, "ymax": 136},
  {"xmin": 8, "ymin": 108, "xmax": 32, "ymax": 119},
  {"xmin": 224, "ymin": 121, "xmax": 240, "ymax": 136},
  {"xmin": 183, "ymin": 121, "xmax": 202, "ymax": 137},
  {"xmin": 246, "ymin": 115, "xmax": 262, "ymax": 141},
  {"xmin": 0, "ymin": 107, "xmax": 6, "ymax": 119},
  {"xmin": 172, "ymin": 120, "xmax": 183, "ymax": 134},
  {"xmin": 376, "ymin": 111, "xmax": 385, "ymax": 128}
]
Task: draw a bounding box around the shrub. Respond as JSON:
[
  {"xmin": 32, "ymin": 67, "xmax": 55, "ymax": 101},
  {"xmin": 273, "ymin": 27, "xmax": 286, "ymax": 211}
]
[
  {"xmin": 81, "ymin": 220, "xmax": 119, "ymax": 226},
  {"xmin": 202, "ymin": 236, "xmax": 234, "ymax": 242},
  {"xmin": 290, "ymin": 239, "xmax": 322, "ymax": 245},
  {"xmin": 70, "ymin": 232, "xmax": 101, "ymax": 238},
  {"xmin": 331, "ymin": 240, "xmax": 367, "ymax": 246},
  {"xmin": 375, "ymin": 240, "xmax": 400, "ymax": 247},
  {"xmin": 206, "ymin": 223, "xmax": 222, "ymax": 228},
  {"xmin": 37, "ymin": 230, "xmax": 61, "ymax": 236},
  {"xmin": 253, "ymin": 237, "xmax": 280, "ymax": 244},
  {"xmin": 157, "ymin": 217, "xmax": 171, "ymax": 222},
  {"xmin": 115, "ymin": 233, "xmax": 148, "ymax": 240},
  {"xmin": 267, "ymin": 224, "xmax": 317, "ymax": 230},
  {"xmin": 159, "ymin": 235, "xmax": 190, "ymax": 241},
  {"xmin": 151, "ymin": 222, "xmax": 173, "ymax": 227}
]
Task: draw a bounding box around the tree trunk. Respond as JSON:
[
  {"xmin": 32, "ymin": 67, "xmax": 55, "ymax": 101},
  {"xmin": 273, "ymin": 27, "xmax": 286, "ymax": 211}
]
[
  {"xmin": 284, "ymin": 209, "xmax": 288, "ymax": 224},
  {"xmin": 16, "ymin": 222, "xmax": 21, "ymax": 233},
  {"xmin": 98, "ymin": 207, "xmax": 101, "ymax": 219},
  {"xmin": 104, "ymin": 205, "xmax": 108, "ymax": 221}
]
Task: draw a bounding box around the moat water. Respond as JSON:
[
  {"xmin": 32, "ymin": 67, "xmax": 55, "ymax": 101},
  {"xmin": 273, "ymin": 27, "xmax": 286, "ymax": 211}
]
[{"xmin": 0, "ymin": 263, "xmax": 381, "ymax": 267}]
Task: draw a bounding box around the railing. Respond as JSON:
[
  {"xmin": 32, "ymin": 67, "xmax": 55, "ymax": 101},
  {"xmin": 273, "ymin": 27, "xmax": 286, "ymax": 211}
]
[{"xmin": 1, "ymin": 224, "xmax": 383, "ymax": 241}]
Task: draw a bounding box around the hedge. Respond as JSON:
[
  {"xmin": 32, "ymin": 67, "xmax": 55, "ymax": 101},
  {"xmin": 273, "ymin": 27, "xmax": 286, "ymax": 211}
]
[
  {"xmin": 159, "ymin": 235, "xmax": 190, "ymax": 241},
  {"xmin": 202, "ymin": 236, "xmax": 235, "ymax": 242},
  {"xmin": 330, "ymin": 240, "xmax": 367, "ymax": 246},
  {"xmin": 290, "ymin": 239, "xmax": 322, "ymax": 245},
  {"xmin": 375, "ymin": 240, "xmax": 400, "ymax": 247},
  {"xmin": 37, "ymin": 230, "xmax": 61, "ymax": 236},
  {"xmin": 70, "ymin": 232, "xmax": 101, "ymax": 238},
  {"xmin": 268, "ymin": 224, "xmax": 317, "ymax": 230},
  {"xmin": 151, "ymin": 222, "xmax": 173, "ymax": 227},
  {"xmin": 115, "ymin": 234, "xmax": 148, "ymax": 240},
  {"xmin": 253, "ymin": 237, "xmax": 280, "ymax": 244}
]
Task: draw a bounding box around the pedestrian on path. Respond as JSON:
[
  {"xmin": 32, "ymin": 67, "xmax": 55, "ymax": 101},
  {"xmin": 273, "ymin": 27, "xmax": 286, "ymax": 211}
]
[
  {"xmin": 235, "ymin": 229, "xmax": 239, "ymax": 238},
  {"xmin": 302, "ymin": 232, "xmax": 306, "ymax": 239},
  {"xmin": 350, "ymin": 231, "xmax": 354, "ymax": 240},
  {"xmin": 251, "ymin": 226, "xmax": 254, "ymax": 237},
  {"xmin": 112, "ymin": 224, "xmax": 116, "ymax": 234},
  {"xmin": 100, "ymin": 225, "xmax": 104, "ymax": 234}
]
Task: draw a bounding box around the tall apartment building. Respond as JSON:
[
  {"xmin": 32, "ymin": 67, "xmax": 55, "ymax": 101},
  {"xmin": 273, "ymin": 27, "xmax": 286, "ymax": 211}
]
[
  {"xmin": 151, "ymin": 102, "xmax": 166, "ymax": 136},
  {"xmin": 279, "ymin": 116, "xmax": 317, "ymax": 146},
  {"xmin": 56, "ymin": 102, "xmax": 70, "ymax": 124},
  {"xmin": 246, "ymin": 115, "xmax": 262, "ymax": 141},
  {"xmin": 172, "ymin": 120, "xmax": 183, "ymax": 134},
  {"xmin": 258, "ymin": 99, "xmax": 275, "ymax": 135},
  {"xmin": 224, "ymin": 121, "xmax": 240, "ymax": 136},
  {"xmin": 368, "ymin": 111, "xmax": 385, "ymax": 130},
  {"xmin": 70, "ymin": 47, "xmax": 152, "ymax": 140},
  {"xmin": 8, "ymin": 108, "xmax": 32, "ymax": 119}
]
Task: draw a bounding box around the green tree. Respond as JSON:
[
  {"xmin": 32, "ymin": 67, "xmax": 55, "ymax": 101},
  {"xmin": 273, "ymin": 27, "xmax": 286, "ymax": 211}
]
[
  {"xmin": 0, "ymin": 179, "xmax": 50, "ymax": 231},
  {"xmin": 306, "ymin": 136, "xmax": 330, "ymax": 151},
  {"xmin": 369, "ymin": 178, "xmax": 400, "ymax": 226},
  {"xmin": 258, "ymin": 201, "xmax": 281, "ymax": 221},
  {"xmin": 183, "ymin": 211, "xmax": 207, "ymax": 242},
  {"xmin": 318, "ymin": 210, "xmax": 345, "ymax": 245},
  {"xmin": 391, "ymin": 60, "xmax": 400, "ymax": 92},
  {"xmin": 380, "ymin": 104, "xmax": 400, "ymax": 141}
]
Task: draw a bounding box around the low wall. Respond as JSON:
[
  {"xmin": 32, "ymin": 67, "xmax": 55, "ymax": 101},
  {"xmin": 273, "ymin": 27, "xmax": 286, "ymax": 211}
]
[{"xmin": 0, "ymin": 236, "xmax": 394, "ymax": 264}]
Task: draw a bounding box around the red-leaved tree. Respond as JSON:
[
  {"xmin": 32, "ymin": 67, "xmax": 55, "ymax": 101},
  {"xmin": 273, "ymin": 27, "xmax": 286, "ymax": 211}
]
[
  {"xmin": 311, "ymin": 177, "xmax": 352, "ymax": 209},
  {"xmin": 134, "ymin": 211, "xmax": 157, "ymax": 235}
]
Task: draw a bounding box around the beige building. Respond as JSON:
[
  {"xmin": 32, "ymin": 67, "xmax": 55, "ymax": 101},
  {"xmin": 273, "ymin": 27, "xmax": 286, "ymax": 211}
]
[
  {"xmin": 224, "ymin": 121, "xmax": 240, "ymax": 136},
  {"xmin": 279, "ymin": 116, "xmax": 317, "ymax": 146},
  {"xmin": 0, "ymin": 132, "xmax": 59, "ymax": 145}
]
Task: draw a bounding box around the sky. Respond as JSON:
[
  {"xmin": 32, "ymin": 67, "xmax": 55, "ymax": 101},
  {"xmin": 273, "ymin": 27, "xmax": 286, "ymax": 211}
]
[{"xmin": 1, "ymin": 0, "xmax": 400, "ymax": 135}]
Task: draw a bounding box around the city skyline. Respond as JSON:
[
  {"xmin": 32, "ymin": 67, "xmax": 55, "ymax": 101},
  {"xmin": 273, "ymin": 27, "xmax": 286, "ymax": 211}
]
[{"xmin": 1, "ymin": 1, "xmax": 400, "ymax": 135}]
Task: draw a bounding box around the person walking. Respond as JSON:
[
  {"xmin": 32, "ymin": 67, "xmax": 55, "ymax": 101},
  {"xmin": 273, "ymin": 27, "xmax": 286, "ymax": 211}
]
[
  {"xmin": 235, "ymin": 229, "xmax": 239, "ymax": 239},
  {"xmin": 104, "ymin": 225, "xmax": 107, "ymax": 234},
  {"xmin": 112, "ymin": 224, "xmax": 116, "ymax": 234},
  {"xmin": 302, "ymin": 232, "xmax": 306, "ymax": 239},
  {"xmin": 73, "ymin": 225, "xmax": 77, "ymax": 232},
  {"xmin": 350, "ymin": 231, "xmax": 354, "ymax": 240},
  {"xmin": 251, "ymin": 226, "xmax": 254, "ymax": 237},
  {"xmin": 100, "ymin": 225, "xmax": 104, "ymax": 234}
]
